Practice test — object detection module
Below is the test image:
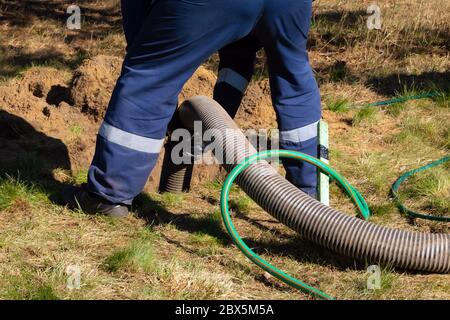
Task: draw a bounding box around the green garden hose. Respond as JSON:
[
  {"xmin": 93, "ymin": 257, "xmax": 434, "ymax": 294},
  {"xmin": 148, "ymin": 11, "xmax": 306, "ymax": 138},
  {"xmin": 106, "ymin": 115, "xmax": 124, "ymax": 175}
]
[
  {"xmin": 392, "ymin": 156, "xmax": 450, "ymax": 223},
  {"xmin": 179, "ymin": 95, "xmax": 449, "ymax": 302},
  {"xmin": 220, "ymin": 149, "xmax": 371, "ymax": 300},
  {"xmin": 357, "ymin": 91, "xmax": 449, "ymax": 222},
  {"xmin": 362, "ymin": 92, "xmax": 440, "ymax": 108},
  {"xmin": 219, "ymin": 91, "xmax": 448, "ymax": 299}
]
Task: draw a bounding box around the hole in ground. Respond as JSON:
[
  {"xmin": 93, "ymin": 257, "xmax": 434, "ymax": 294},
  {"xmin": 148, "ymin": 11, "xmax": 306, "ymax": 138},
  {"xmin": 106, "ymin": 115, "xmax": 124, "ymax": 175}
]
[{"xmin": 46, "ymin": 85, "xmax": 74, "ymax": 106}]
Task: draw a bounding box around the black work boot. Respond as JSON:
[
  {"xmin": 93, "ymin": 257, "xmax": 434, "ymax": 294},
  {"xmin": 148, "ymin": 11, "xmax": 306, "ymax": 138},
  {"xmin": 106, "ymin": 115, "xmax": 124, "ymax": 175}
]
[{"xmin": 62, "ymin": 184, "xmax": 129, "ymax": 218}]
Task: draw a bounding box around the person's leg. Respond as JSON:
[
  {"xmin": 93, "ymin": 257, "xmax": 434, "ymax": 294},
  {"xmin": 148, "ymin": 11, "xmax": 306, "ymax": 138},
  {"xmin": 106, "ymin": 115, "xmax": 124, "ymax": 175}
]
[
  {"xmin": 214, "ymin": 36, "xmax": 262, "ymax": 118},
  {"xmin": 256, "ymin": 0, "xmax": 321, "ymax": 197},
  {"xmin": 88, "ymin": 0, "xmax": 263, "ymax": 205},
  {"xmin": 121, "ymin": 0, "xmax": 156, "ymax": 49}
]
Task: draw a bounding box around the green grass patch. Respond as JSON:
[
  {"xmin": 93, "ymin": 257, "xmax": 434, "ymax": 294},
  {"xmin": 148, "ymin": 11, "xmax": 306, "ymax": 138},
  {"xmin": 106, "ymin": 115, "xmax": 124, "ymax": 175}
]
[
  {"xmin": 0, "ymin": 273, "xmax": 60, "ymax": 300},
  {"xmin": 189, "ymin": 232, "xmax": 222, "ymax": 256},
  {"xmin": 0, "ymin": 176, "xmax": 45, "ymax": 210},
  {"xmin": 386, "ymin": 128, "xmax": 421, "ymax": 146},
  {"xmin": 189, "ymin": 232, "xmax": 221, "ymax": 246},
  {"xmin": 103, "ymin": 237, "xmax": 156, "ymax": 273},
  {"xmin": 353, "ymin": 107, "xmax": 377, "ymax": 126},
  {"xmin": 370, "ymin": 203, "xmax": 395, "ymax": 217},
  {"xmin": 160, "ymin": 192, "xmax": 185, "ymax": 208},
  {"xmin": 355, "ymin": 153, "xmax": 394, "ymax": 195},
  {"xmin": 230, "ymin": 195, "xmax": 253, "ymax": 215},
  {"xmin": 395, "ymin": 83, "xmax": 426, "ymax": 100},
  {"xmin": 72, "ymin": 170, "xmax": 88, "ymax": 185},
  {"xmin": 396, "ymin": 114, "xmax": 449, "ymax": 150},
  {"xmin": 205, "ymin": 179, "xmax": 224, "ymax": 191},
  {"xmin": 351, "ymin": 265, "xmax": 397, "ymax": 299},
  {"xmin": 190, "ymin": 214, "xmax": 228, "ymax": 245},
  {"xmin": 397, "ymin": 165, "xmax": 449, "ymax": 216},
  {"xmin": 366, "ymin": 266, "xmax": 397, "ymax": 297},
  {"xmin": 385, "ymin": 103, "xmax": 406, "ymax": 117},
  {"xmin": 327, "ymin": 98, "xmax": 350, "ymax": 113},
  {"xmin": 433, "ymin": 92, "xmax": 450, "ymax": 109},
  {"xmin": 209, "ymin": 208, "xmax": 222, "ymax": 223},
  {"xmin": 70, "ymin": 124, "xmax": 84, "ymax": 136}
]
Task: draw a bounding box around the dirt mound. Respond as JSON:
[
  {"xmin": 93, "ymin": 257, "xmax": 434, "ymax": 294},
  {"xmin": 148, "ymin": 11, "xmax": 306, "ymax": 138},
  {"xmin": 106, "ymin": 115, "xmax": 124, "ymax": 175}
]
[
  {"xmin": 0, "ymin": 66, "xmax": 97, "ymax": 173},
  {"xmin": 180, "ymin": 66, "xmax": 217, "ymax": 102},
  {"xmin": 0, "ymin": 55, "xmax": 276, "ymax": 192},
  {"xmin": 0, "ymin": 67, "xmax": 72, "ymax": 112},
  {"xmin": 69, "ymin": 55, "xmax": 275, "ymax": 128},
  {"xmin": 69, "ymin": 55, "xmax": 219, "ymax": 121},
  {"xmin": 70, "ymin": 55, "xmax": 123, "ymax": 120},
  {"xmin": 236, "ymin": 80, "xmax": 276, "ymax": 130}
]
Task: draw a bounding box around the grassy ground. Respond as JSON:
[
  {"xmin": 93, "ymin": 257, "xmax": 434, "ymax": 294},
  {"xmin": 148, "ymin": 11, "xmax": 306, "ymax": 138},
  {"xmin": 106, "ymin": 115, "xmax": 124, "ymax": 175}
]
[{"xmin": 0, "ymin": 0, "xmax": 449, "ymax": 300}]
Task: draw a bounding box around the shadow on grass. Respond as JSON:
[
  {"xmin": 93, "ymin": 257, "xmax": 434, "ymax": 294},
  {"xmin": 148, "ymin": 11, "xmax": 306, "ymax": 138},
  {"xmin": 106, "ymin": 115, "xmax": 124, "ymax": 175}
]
[
  {"xmin": 135, "ymin": 193, "xmax": 441, "ymax": 277},
  {"xmin": 309, "ymin": 9, "xmax": 368, "ymax": 49},
  {"xmin": 133, "ymin": 192, "xmax": 364, "ymax": 272},
  {"xmin": 314, "ymin": 60, "xmax": 450, "ymax": 98},
  {"xmin": 134, "ymin": 193, "xmax": 230, "ymax": 245},
  {"xmin": 310, "ymin": 9, "xmax": 450, "ymax": 53},
  {"xmin": 309, "ymin": 9, "xmax": 450, "ymax": 96},
  {"xmin": 0, "ymin": 45, "xmax": 88, "ymax": 80},
  {"xmin": 365, "ymin": 71, "xmax": 450, "ymax": 96},
  {"xmin": 0, "ymin": 110, "xmax": 71, "ymax": 203}
]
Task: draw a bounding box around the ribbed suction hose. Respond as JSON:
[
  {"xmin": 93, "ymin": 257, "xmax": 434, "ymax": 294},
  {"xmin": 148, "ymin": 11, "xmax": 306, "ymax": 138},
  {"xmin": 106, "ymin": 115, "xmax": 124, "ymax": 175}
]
[
  {"xmin": 159, "ymin": 139, "xmax": 194, "ymax": 193},
  {"xmin": 179, "ymin": 96, "xmax": 449, "ymax": 273}
]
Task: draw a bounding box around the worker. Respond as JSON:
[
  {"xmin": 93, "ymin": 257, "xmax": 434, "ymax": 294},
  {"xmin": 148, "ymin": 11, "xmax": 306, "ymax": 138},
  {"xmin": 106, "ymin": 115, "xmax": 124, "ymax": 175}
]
[{"xmin": 62, "ymin": 0, "xmax": 322, "ymax": 217}]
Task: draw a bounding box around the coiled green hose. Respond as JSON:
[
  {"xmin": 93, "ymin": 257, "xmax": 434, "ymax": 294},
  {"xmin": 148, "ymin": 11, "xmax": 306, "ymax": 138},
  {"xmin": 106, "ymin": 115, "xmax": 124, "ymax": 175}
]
[
  {"xmin": 358, "ymin": 91, "xmax": 449, "ymax": 222},
  {"xmin": 392, "ymin": 156, "xmax": 450, "ymax": 222},
  {"xmin": 220, "ymin": 149, "xmax": 371, "ymax": 300}
]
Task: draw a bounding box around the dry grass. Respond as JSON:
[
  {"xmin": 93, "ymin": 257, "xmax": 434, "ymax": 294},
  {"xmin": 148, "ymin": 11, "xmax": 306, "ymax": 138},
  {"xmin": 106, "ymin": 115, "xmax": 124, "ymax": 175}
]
[{"xmin": 0, "ymin": 0, "xmax": 449, "ymax": 300}]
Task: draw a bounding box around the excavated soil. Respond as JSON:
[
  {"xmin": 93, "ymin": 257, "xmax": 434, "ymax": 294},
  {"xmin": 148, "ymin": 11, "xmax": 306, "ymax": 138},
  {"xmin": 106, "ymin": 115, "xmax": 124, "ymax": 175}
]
[{"xmin": 0, "ymin": 55, "xmax": 276, "ymax": 192}]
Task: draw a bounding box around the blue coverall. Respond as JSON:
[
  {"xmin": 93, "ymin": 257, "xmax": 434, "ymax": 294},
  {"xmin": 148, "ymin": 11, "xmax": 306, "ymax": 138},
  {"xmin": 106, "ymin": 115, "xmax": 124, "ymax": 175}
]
[{"xmin": 88, "ymin": 0, "xmax": 322, "ymax": 205}]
